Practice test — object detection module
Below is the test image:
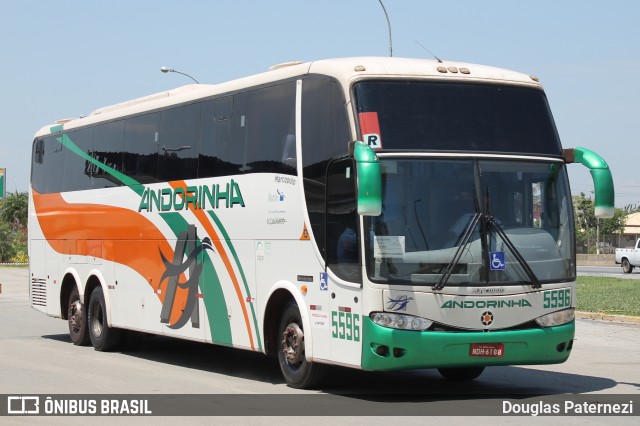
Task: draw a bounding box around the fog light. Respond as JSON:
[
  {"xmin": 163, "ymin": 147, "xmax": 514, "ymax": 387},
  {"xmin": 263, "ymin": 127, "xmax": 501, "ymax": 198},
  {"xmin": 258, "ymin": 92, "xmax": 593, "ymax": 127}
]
[{"xmin": 373, "ymin": 344, "xmax": 389, "ymax": 357}]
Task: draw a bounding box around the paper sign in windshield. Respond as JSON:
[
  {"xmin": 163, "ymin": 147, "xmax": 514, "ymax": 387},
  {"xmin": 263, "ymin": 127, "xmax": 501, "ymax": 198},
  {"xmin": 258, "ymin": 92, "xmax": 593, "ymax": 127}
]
[{"xmin": 374, "ymin": 236, "xmax": 405, "ymax": 258}]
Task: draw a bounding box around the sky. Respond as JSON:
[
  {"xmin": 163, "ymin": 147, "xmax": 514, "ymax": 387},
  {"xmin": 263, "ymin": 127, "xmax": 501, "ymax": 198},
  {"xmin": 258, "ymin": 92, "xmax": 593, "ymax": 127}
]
[{"xmin": 2, "ymin": 0, "xmax": 638, "ymax": 207}]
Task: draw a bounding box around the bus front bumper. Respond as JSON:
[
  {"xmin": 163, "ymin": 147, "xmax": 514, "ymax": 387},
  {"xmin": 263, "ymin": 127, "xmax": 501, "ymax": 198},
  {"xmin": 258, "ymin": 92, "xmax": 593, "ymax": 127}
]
[{"xmin": 361, "ymin": 317, "xmax": 574, "ymax": 371}]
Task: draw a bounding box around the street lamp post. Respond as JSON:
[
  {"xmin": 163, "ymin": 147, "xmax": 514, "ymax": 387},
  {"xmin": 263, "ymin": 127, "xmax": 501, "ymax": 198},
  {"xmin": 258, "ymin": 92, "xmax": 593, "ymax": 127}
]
[
  {"xmin": 596, "ymin": 218, "xmax": 600, "ymax": 255},
  {"xmin": 160, "ymin": 67, "xmax": 199, "ymax": 84}
]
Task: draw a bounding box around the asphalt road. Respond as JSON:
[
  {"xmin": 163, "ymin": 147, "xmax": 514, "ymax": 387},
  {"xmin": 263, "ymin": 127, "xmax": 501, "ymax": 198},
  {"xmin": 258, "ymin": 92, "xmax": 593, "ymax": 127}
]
[{"xmin": 0, "ymin": 267, "xmax": 638, "ymax": 424}]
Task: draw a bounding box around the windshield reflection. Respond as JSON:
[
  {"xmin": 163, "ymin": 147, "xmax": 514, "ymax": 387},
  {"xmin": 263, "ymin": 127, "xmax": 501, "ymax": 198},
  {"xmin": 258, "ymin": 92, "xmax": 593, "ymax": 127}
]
[{"xmin": 364, "ymin": 158, "xmax": 575, "ymax": 286}]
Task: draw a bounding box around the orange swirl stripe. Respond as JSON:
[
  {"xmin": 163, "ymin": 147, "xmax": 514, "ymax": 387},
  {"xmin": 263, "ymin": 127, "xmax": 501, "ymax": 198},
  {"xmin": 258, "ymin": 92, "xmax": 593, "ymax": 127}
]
[{"xmin": 32, "ymin": 189, "xmax": 189, "ymax": 326}]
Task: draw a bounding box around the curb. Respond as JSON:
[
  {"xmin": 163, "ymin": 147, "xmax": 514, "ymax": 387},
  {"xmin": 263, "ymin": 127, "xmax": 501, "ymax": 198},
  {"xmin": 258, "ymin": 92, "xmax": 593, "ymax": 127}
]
[{"xmin": 576, "ymin": 311, "xmax": 640, "ymax": 324}]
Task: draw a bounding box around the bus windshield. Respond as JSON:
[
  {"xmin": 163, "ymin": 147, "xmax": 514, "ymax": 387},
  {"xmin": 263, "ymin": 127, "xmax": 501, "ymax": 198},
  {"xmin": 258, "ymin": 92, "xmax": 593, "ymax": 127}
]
[
  {"xmin": 354, "ymin": 80, "xmax": 562, "ymax": 156},
  {"xmin": 363, "ymin": 159, "xmax": 575, "ymax": 286}
]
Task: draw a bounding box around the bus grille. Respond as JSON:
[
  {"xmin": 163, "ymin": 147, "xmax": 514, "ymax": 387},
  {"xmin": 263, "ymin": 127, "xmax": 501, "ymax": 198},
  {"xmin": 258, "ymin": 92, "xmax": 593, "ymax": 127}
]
[
  {"xmin": 430, "ymin": 320, "xmax": 541, "ymax": 332},
  {"xmin": 31, "ymin": 278, "xmax": 47, "ymax": 307}
]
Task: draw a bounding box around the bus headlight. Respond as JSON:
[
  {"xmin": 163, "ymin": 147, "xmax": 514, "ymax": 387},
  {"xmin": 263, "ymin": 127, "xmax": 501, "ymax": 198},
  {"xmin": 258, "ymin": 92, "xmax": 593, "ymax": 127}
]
[
  {"xmin": 371, "ymin": 312, "xmax": 433, "ymax": 331},
  {"xmin": 535, "ymin": 308, "xmax": 575, "ymax": 327}
]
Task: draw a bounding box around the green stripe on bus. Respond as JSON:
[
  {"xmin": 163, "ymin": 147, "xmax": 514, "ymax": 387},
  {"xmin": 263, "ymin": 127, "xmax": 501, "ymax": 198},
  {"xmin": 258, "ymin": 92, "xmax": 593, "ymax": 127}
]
[
  {"xmin": 50, "ymin": 124, "xmax": 64, "ymax": 134},
  {"xmin": 160, "ymin": 212, "xmax": 233, "ymax": 346},
  {"xmin": 56, "ymin": 134, "xmax": 141, "ymax": 191},
  {"xmin": 208, "ymin": 210, "xmax": 262, "ymax": 351}
]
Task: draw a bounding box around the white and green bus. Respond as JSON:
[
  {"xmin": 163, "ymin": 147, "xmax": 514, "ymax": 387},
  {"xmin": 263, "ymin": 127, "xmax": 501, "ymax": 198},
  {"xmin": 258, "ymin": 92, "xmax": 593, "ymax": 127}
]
[{"xmin": 29, "ymin": 57, "xmax": 614, "ymax": 388}]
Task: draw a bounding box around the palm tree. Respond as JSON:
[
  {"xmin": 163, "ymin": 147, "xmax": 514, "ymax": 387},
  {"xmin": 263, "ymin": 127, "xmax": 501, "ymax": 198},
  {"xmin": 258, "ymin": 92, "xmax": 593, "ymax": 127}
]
[{"xmin": 0, "ymin": 191, "xmax": 28, "ymax": 228}]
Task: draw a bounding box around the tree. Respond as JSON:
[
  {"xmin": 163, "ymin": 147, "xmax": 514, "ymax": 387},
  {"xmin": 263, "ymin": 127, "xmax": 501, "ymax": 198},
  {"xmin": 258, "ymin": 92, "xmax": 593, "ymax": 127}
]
[
  {"xmin": 574, "ymin": 192, "xmax": 626, "ymax": 254},
  {"xmin": 574, "ymin": 193, "xmax": 596, "ymax": 232},
  {"xmin": 0, "ymin": 191, "xmax": 28, "ymax": 228},
  {"xmin": 0, "ymin": 191, "xmax": 28, "ymax": 262},
  {"xmin": 599, "ymin": 208, "xmax": 627, "ymax": 235}
]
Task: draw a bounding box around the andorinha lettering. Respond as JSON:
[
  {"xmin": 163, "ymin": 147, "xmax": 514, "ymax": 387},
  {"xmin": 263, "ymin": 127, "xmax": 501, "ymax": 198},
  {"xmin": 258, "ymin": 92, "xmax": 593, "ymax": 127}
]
[
  {"xmin": 138, "ymin": 180, "xmax": 245, "ymax": 212},
  {"xmin": 441, "ymin": 299, "xmax": 532, "ymax": 309}
]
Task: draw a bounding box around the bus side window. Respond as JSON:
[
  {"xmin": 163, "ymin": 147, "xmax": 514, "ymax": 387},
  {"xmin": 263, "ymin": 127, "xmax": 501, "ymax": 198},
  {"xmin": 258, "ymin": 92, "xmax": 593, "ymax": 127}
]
[
  {"xmin": 34, "ymin": 139, "xmax": 44, "ymax": 164},
  {"xmin": 44, "ymin": 136, "xmax": 65, "ymax": 194},
  {"xmin": 158, "ymin": 103, "xmax": 201, "ymax": 182},
  {"xmin": 326, "ymin": 158, "xmax": 361, "ymax": 283},
  {"xmin": 31, "ymin": 138, "xmax": 47, "ymax": 193},
  {"xmin": 245, "ymin": 81, "xmax": 297, "ymax": 175},
  {"xmin": 122, "ymin": 113, "xmax": 160, "ymax": 184},
  {"xmin": 301, "ymin": 76, "xmax": 351, "ymax": 260},
  {"xmin": 199, "ymin": 95, "xmax": 246, "ymax": 178},
  {"xmin": 90, "ymin": 120, "xmax": 125, "ymax": 189}
]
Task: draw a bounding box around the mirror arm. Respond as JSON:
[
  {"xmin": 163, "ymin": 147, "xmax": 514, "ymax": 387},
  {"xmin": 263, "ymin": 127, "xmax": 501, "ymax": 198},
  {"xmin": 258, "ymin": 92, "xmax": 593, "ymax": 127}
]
[{"xmin": 563, "ymin": 147, "xmax": 614, "ymax": 218}]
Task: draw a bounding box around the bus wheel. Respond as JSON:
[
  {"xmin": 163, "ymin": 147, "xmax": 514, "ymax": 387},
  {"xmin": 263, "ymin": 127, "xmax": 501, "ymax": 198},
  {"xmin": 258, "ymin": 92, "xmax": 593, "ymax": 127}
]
[
  {"xmin": 277, "ymin": 302, "xmax": 328, "ymax": 389},
  {"xmin": 88, "ymin": 286, "xmax": 122, "ymax": 351},
  {"xmin": 622, "ymin": 259, "xmax": 634, "ymax": 274},
  {"xmin": 438, "ymin": 367, "xmax": 485, "ymax": 381},
  {"xmin": 67, "ymin": 287, "xmax": 90, "ymax": 346}
]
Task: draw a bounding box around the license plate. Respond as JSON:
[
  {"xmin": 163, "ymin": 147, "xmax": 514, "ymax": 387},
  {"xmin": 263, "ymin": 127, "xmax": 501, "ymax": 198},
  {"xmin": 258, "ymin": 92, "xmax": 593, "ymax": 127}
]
[{"xmin": 470, "ymin": 343, "xmax": 504, "ymax": 357}]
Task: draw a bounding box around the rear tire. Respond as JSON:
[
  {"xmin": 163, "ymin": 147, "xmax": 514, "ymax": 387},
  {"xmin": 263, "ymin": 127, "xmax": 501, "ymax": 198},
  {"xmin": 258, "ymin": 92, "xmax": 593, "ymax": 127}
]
[
  {"xmin": 67, "ymin": 287, "xmax": 90, "ymax": 346},
  {"xmin": 438, "ymin": 367, "xmax": 485, "ymax": 381},
  {"xmin": 88, "ymin": 286, "xmax": 122, "ymax": 351},
  {"xmin": 277, "ymin": 301, "xmax": 328, "ymax": 389},
  {"xmin": 622, "ymin": 259, "xmax": 634, "ymax": 274}
]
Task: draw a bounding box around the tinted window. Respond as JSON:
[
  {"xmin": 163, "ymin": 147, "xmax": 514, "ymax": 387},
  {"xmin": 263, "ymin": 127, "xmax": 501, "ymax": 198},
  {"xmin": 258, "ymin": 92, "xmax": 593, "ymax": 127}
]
[
  {"xmin": 90, "ymin": 120, "xmax": 125, "ymax": 189},
  {"xmin": 43, "ymin": 136, "xmax": 65, "ymax": 193},
  {"xmin": 199, "ymin": 94, "xmax": 247, "ymax": 178},
  {"xmin": 245, "ymin": 82, "xmax": 297, "ymax": 175},
  {"xmin": 31, "ymin": 137, "xmax": 48, "ymax": 193},
  {"xmin": 213, "ymin": 96, "xmax": 233, "ymax": 121},
  {"xmin": 301, "ymin": 76, "xmax": 351, "ymax": 259},
  {"xmin": 354, "ymin": 81, "xmax": 562, "ymax": 156},
  {"xmin": 63, "ymin": 128, "xmax": 94, "ymax": 191},
  {"xmin": 123, "ymin": 113, "xmax": 160, "ymax": 184},
  {"xmin": 326, "ymin": 158, "xmax": 361, "ymax": 283},
  {"xmin": 158, "ymin": 103, "xmax": 201, "ymax": 182}
]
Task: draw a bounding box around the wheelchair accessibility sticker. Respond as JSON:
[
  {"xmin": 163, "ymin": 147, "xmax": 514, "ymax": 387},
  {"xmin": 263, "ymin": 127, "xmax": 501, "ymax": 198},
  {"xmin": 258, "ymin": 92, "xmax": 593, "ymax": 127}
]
[{"xmin": 490, "ymin": 251, "xmax": 506, "ymax": 271}]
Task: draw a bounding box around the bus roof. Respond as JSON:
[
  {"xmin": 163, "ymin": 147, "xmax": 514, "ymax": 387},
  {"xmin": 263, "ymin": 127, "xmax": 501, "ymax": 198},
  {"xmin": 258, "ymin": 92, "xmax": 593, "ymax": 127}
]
[{"xmin": 34, "ymin": 57, "xmax": 542, "ymax": 138}]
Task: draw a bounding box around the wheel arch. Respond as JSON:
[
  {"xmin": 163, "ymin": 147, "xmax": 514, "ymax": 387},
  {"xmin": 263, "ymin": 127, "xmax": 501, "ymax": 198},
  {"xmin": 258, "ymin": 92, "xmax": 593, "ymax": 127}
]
[
  {"xmin": 262, "ymin": 281, "xmax": 313, "ymax": 358},
  {"xmin": 84, "ymin": 269, "xmax": 112, "ymax": 325},
  {"xmin": 59, "ymin": 272, "xmax": 80, "ymax": 320},
  {"xmin": 59, "ymin": 268, "xmax": 110, "ymax": 321}
]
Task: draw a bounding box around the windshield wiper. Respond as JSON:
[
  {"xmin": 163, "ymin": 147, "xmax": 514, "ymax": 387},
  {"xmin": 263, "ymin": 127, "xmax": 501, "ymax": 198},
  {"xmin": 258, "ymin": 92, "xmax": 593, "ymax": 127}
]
[
  {"xmin": 486, "ymin": 216, "xmax": 541, "ymax": 289},
  {"xmin": 433, "ymin": 212, "xmax": 481, "ymax": 291}
]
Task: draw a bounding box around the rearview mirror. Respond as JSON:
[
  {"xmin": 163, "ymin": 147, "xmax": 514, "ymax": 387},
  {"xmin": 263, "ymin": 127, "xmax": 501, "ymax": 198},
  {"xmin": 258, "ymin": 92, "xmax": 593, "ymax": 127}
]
[
  {"xmin": 563, "ymin": 147, "xmax": 614, "ymax": 218},
  {"xmin": 352, "ymin": 141, "xmax": 382, "ymax": 216}
]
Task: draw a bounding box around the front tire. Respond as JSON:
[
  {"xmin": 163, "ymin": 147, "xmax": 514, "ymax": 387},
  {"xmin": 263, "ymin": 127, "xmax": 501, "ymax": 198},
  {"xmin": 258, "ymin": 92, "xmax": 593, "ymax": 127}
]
[
  {"xmin": 88, "ymin": 286, "xmax": 122, "ymax": 351},
  {"xmin": 622, "ymin": 259, "xmax": 634, "ymax": 274},
  {"xmin": 67, "ymin": 287, "xmax": 90, "ymax": 346},
  {"xmin": 277, "ymin": 302, "xmax": 328, "ymax": 389},
  {"xmin": 438, "ymin": 367, "xmax": 485, "ymax": 381}
]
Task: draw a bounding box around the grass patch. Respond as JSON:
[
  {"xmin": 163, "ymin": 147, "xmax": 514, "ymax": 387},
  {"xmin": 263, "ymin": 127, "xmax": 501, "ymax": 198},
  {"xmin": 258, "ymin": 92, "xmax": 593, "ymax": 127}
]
[{"xmin": 576, "ymin": 276, "xmax": 640, "ymax": 317}]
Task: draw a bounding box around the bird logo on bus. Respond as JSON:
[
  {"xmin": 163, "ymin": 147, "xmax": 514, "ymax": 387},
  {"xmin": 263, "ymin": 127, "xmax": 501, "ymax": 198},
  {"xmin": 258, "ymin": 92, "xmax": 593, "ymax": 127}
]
[
  {"xmin": 386, "ymin": 295, "xmax": 413, "ymax": 312},
  {"xmin": 159, "ymin": 224, "xmax": 213, "ymax": 329}
]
